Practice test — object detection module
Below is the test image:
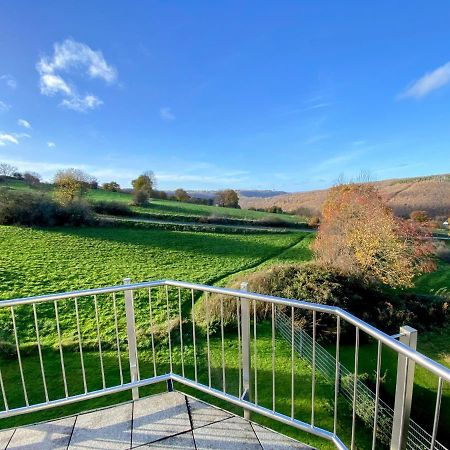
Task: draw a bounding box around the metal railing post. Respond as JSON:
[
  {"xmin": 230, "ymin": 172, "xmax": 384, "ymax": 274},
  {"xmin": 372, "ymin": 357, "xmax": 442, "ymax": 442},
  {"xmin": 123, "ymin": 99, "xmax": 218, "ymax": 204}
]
[
  {"xmin": 124, "ymin": 278, "xmax": 140, "ymax": 400},
  {"xmin": 240, "ymin": 282, "xmax": 252, "ymax": 420},
  {"xmin": 390, "ymin": 326, "xmax": 417, "ymax": 450}
]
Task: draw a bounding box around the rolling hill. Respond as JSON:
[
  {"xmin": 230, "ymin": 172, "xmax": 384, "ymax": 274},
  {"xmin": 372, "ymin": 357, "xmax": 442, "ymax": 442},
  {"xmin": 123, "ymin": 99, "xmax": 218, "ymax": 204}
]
[{"xmin": 240, "ymin": 174, "xmax": 450, "ymax": 218}]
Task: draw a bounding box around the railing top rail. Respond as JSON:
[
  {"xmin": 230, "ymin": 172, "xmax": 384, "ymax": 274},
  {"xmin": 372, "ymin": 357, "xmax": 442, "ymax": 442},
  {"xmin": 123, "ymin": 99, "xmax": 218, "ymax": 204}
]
[
  {"xmin": 0, "ymin": 280, "xmax": 164, "ymax": 307},
  {"xmin": 1, "ymin": 278, "xmax": 449, "ymax": 382}
]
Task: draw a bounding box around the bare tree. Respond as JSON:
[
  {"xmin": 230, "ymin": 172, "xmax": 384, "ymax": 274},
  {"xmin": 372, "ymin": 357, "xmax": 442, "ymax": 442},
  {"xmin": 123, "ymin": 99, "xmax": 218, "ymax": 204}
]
[{"xmin": 0, "ymin": 163, "xmax": 18, "ymax": 177}]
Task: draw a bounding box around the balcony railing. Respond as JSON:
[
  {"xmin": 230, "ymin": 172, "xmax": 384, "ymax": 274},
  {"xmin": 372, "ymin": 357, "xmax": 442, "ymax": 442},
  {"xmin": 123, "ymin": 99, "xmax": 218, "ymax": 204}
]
[{"xmin": 0, "ymin": 279, "xmax": 448, "ymax": 450}]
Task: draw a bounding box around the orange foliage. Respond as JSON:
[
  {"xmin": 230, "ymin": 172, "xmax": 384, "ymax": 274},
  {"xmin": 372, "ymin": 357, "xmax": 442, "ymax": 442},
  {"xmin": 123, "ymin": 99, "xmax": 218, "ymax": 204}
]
[{"xmin": 313, "ymin": 183, "xmax": 436, "ymax": 288}]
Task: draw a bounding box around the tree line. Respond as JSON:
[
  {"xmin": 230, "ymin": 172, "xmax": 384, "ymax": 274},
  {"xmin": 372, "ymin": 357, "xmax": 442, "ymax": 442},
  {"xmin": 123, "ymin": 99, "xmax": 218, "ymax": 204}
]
[{"xmin": 0, "ymin": 162, "xmax": 241, "ymax": 208}]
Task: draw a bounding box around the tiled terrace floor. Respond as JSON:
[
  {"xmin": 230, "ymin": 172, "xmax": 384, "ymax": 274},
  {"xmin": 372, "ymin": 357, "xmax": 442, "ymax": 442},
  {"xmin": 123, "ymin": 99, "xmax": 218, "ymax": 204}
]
[{"xmin": 0, "ymin": 391, "xmax": 314, "ymax": 449}]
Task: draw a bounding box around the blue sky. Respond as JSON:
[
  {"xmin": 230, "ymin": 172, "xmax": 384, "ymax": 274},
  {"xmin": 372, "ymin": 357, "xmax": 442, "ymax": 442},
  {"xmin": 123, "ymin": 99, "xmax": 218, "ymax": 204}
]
[{"xmin": 0, "ymin": 1, "xmax": 449, "ymax": 191}]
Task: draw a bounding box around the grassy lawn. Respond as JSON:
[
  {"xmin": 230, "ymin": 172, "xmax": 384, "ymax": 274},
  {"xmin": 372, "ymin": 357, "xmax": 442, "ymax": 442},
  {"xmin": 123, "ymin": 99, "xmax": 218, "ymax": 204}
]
[
  {"xmin": 0, "ymin": 220, "xmax": 448, "ymax": 447},
  {"xmin": 0, "ymin": 225, "xmax": 311, "ymax": 347},
  {"xmin": 87, "ymin": 189, "xmax": 304, "ymax": 223},
  {"xmin": 0, "ymin": 319, "xmax": 374, "ymax": 450}
]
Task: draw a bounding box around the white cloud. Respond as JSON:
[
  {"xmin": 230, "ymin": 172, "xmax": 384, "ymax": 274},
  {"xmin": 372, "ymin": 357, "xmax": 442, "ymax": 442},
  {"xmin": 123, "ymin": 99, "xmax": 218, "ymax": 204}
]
[
  {"xmin": 399, "ymin": 62, "xmax": 450, "ymax": 99},
  {"xmin": 37, "ymin": 38, "xmax": 117, "ymax": 112},
  {"xmin": 40, "ymin": 74, "xmax": 72, "ymax": 96},
  {"xmin": 60, "ymin": 94, "xmax": 102, "ymax": 112},
  {"xmin": 160, "ymin": 107, "xmax": 175, "ymax": 121},
  {"xmin": 17, "ymin": 119, "xmax": 31, "ymax": 129},
  {"xmin": 0, "ymin": 74, "xmax": 17, "ymax": 89},
  {"xmin": 0, "ymin": 100, "xmax": 10, "ymax": 112},
  {"xmin": 0, "ymin": 134, "xmax": 19, "ymax": 146},
  {"xmin": 47, "ymin": 141, "xmax": 56, "ymax": 148}
]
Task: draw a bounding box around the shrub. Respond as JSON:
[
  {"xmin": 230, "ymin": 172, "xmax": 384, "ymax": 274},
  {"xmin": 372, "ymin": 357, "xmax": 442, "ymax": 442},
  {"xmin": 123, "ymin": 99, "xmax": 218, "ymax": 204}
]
[
  {"xmin": 308, "ymin": 216, "xmax": 320, "ymax": 228},
  {"xmin": 256, "ymin": 216, "xmax": 290, "ymax": 227},
  {"xmin": 197, "ymin": 263, "xmax": 448, "ymax": 339},
  {"xmin": 102, "ymin": 181, "xmax": 121, "ymax": 192},
  {"xmin": 133, "ymin": 189, "xmax": 149, "ymax": 206},
  {"xmin": 410, "ymin": 210, "xmax": 429, "ymax": 223},
  {"xmin": 90, "ymin": 200, "xmax": 133, "ymax": 216},
  {"xmin": 0, "ymin": 188, "xmax": 94, "ymax": 226},
  {"xmin": 435, "ymin": 242, "xmax": 450, "ymax": 263},
  {"xmin": 23, "ymin": 172, "xmax": 42, "ymax": 186}
]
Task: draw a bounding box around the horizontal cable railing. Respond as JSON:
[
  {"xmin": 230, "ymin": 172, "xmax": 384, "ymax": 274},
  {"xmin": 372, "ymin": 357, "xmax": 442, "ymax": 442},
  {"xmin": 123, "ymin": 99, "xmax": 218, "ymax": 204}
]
[
  {"xmin": 0, "ymin": 279, "xmax": 448, "ymax": 450},
  {"xmin": 276, "ymin": 310, "xmax": 447, "ymax": 450}
]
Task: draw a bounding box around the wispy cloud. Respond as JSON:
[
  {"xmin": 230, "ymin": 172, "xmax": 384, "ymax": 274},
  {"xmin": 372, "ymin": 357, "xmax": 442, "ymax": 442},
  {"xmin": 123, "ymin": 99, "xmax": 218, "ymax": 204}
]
[
  {"xmin": 399, "ymin": 62, "xmax": 450, "ymax": 99},
  {"xmin": 37, "ymin": 38, "xmax": 117, "ymax": 112},
  {"xmin": 0, "ymin": 134, "xmax": 19, "ymax": 146},
  {"xmin": 17, "ymin": 119, "xmax": 31, "ymax": 129},
  {"xmin": 47, "ymin": 142, "xmax": 56, "ymax": 148},
  {"xmin": 60, "ymin": 95, "xmax": 102, "ymax": 112},
  {"xmin": 0, "ymin": 100, "xmax": 10, "ymax": 112},
  {"xmin": 0, "ymin": 74, "xmax": 17, "ymax": 89},
  {"xmin": 160, "ymin": 107, "xmax": 175, "ymax": 121}
]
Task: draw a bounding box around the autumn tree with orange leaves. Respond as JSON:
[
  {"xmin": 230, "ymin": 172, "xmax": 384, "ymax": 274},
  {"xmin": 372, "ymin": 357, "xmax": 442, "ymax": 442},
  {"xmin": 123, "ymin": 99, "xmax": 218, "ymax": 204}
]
[{"xmin": 313, "ymin": 182, "xmax": 436, "ymax": 288}]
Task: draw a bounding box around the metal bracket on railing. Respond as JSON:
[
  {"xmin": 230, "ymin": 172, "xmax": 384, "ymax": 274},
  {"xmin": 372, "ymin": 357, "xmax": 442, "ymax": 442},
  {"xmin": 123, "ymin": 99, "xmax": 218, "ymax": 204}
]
[
  {"xmin": 124, "ymin": 278, "xmax": 140, "ymax": 400},
  {"xmin": 240, "ymin": 282, "xmax": 252, "ymax": 420},
  {"xmin": 390, "ymin": 326, "xmax": 417, "ymax": 450}
]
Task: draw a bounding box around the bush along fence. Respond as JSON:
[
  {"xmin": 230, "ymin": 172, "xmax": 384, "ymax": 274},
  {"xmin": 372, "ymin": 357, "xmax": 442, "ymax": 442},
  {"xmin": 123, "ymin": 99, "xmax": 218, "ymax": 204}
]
[{"xmin": 275, "ymin": 310, "xmax": 447, "ymax": 450}]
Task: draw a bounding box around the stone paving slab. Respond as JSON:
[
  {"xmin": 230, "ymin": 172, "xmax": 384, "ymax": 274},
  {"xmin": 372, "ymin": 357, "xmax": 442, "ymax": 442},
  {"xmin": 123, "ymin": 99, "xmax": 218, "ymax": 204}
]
[
  {"xmin": 0, "ymin": 391, "xmax": 314, "ymax": 450},
  {"xmin": 7, "ymin": 417, "xmax": 75, "ymax": 450},
  {"xmin": 68, "ymin": 402, "xmax": 132, "ymax": 449},
  {"xmin": 143, "ymin": 431, "xmax": 196, "ymax": 449},
  {"xmin": 187, "ymin": 397, "xmax": 232, "ymax": 429},
  {"xmin": 0, "ymin": 429, "xmax": 14, "ymax": 449},
  {"xmin": 132, "ymin": 391, "xmax": 191, "ymax": 448},
  {"xmin": 252, "ymin": 423, "xmax": 315, "ymax": 450},
  {"xmin": 193, "ymin": 415, "xmax": 263, "ymax": 450}
]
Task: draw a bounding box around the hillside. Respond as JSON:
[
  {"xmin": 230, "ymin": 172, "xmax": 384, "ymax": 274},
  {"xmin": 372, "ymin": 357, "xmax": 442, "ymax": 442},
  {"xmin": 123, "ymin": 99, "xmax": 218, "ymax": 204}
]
[{"xmin": 240, "ymin": 174, "xmax": 450, "ymax": 217}]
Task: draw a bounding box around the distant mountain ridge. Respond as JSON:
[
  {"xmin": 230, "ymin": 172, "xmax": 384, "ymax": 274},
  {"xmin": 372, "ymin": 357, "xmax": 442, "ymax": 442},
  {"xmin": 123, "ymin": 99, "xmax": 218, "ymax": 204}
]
[
  {"xmin": 166, "ymin": 189, "xmax": 288, "ymax": 200},
  {"xmin": 239, "ymin": 174, "xmax": 450, "ymax": 217}
]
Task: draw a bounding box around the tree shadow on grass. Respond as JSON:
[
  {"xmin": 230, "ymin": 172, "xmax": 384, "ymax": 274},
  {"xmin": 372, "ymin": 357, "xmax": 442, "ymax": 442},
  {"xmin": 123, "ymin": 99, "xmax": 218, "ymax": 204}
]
[{"xmin": 40, "ymin": 225, "xmax": 297, "ymax": 259}]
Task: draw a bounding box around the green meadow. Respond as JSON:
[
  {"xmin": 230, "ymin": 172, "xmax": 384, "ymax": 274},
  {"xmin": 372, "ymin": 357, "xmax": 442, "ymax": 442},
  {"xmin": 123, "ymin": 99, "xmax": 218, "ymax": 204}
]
[{"xmin": 0, "ymin": 205, "xmax": 448, "ymax": 448}]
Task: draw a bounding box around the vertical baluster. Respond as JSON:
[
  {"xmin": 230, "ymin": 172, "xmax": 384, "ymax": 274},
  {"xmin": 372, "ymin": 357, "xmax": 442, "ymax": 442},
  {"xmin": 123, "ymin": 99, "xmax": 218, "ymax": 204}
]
[
  {"xmin": 54, "ymin": 301, "xmax": 68, "ymax": 397},
  {"xmin": 148, "ymin": 289, "xmax": 157, "ymax": 378},
  {"xmin": 124, "ymin": 279, "xmax": 140, "ymax": 398},
  {"xmin": 220, "ymin": 297, "xmax": 226, "ymax": 392},
  {"xmin": 333, "ymin": 315, "xmax": 340, "ymax": 435},
  {"xmin": 11, "ymin": 306, "xmax": 29, "ymax": 406},
  {"xmin": 0, "ymin": 369, "xmax": 8, "ymax": 411},
  {"xmin": 33, "ymin": 303, "xmax": 49, "ymax": 402},
  {"xmin": 178, "ymin": 288, "xmax": 185, "ymax": 378},
  {"xmin": 430, "ymin": 377, "xmax": 443, "ymax": 450},
  {"xmin": 291, "ymin": 306, "xmax": 295, "ymax": 419},
  {"xmin": 205, "ymin": 291, "xmax": 212, "ymax": 388},
  {"xmin": 94, "ymin": 295, "xmax": 106, "ymax": 389},
  {"xmin": 311, "ymin": 310, "xmax": 317, "ymax": 426},
  {"xmin": 112, "ymin": 293, "xmax": 124, "ymax": 385},
  {"xmin": 253, "ymin": 299, "xmax": 258, "ymax": 405},
  {"xmin": 165, "ymin": 285, "xmax": 173, "ymax": 373},
  {"xmin": 351, "ymin": 327, "xmax": 360, "ymax": 450},
  {"xmin": 372, "ymin": 340, "xmax": 382, "ymax": 450},
  {"xmin": 272, "ymin": 303, "xmax": 276, "ymax": 412},
  {"xmin": 237, "ymin": 299, "xmax": 242, "ymax": 399},
  {"xmin": 191, "ymin": 289, "xmax": 198, "ymax": 383},
  {"xmin": 75, "ymin": 297, "xmax": 87, "ymax": 394}
]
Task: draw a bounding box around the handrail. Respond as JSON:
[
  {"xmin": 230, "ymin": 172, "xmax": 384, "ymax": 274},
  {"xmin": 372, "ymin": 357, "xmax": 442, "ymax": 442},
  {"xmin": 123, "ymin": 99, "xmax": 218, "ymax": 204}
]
[
  {"xmin": 0, "ymin": 278, "xmax": 448, "ymax": 450},
  {"xmin": 1, "ymin": 278, "xmax": 449, "ymax": 382}
]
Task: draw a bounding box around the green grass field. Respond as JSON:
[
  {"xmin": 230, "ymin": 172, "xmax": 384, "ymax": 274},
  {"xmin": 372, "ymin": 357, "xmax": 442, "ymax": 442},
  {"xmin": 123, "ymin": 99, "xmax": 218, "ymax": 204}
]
[
  {"xmin": 0, "ymin": 218, "xmax": 448, "ymax": 448},
  {"xmin": 86, "ymin": 188, "xmax": 305, "ymax": 223}
]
